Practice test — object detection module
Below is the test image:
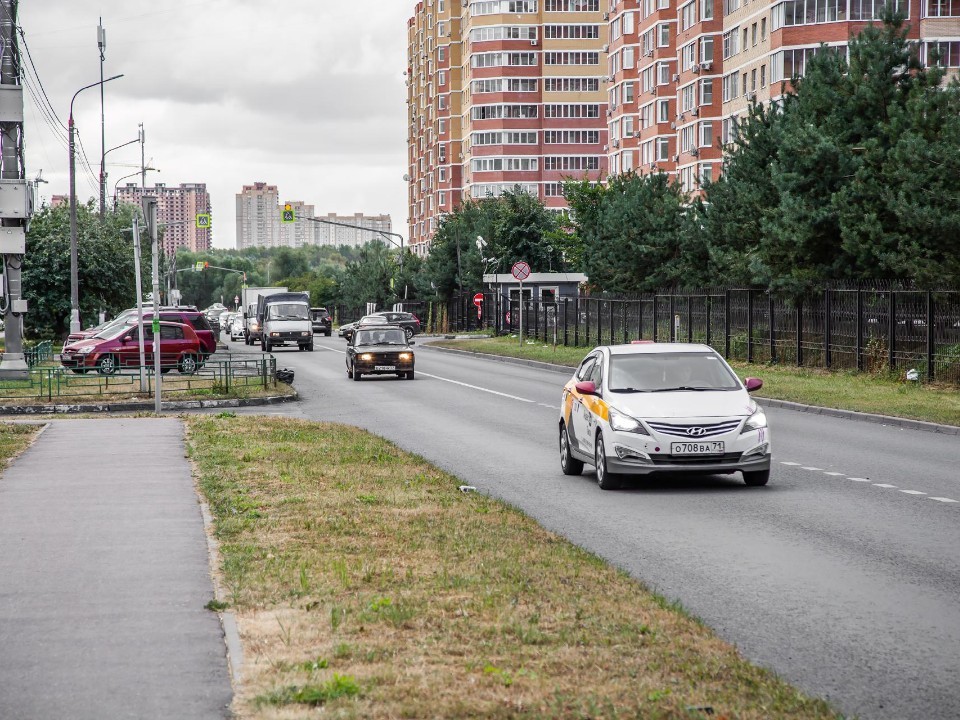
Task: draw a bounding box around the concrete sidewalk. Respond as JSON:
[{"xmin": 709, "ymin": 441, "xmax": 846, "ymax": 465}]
[{"xmin": 0, "ymin": 418, "xmax": 232, "ymax": 720}]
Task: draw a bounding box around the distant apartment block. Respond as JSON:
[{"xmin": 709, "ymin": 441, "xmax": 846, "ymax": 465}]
[
  {"xmin": 236, "ymin": 182, "xmax": 281, "ymax": 250},
  {"xmin": 407, "ymin": 0, "xmax": 960, "ymax": 253},
  {"xmin": 407, "ymin": 0, "xmax": 610, "ymax": 255},
  {"xmin": 116, "ymin": 182, "xmax": 212, "ymax": 256},
  {"xmin": 310, "ymin": 213, "xmax": 395, "ymax": 248},
  {"xmin": 236, "ymin": 183, "xmax": 392, "ymax": 249}
]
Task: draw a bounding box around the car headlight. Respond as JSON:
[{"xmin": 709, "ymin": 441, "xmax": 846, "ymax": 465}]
[
  {"xmin": 399, "ymin": 352, "xmax": 412, "ymax": 360},
  {"xmin": 301, "ymin": 331, "xmax": 310, "ymax": 336},
  {"xmin": 741, "ymin": 409, "xmax": 767, "ymax": 433},
  {"xmin": 609, "ymin": 407, "xmax": 650, "ymax": 436},
  {"xmin": 359, "ymin": 353, "xmax": 373, "ymax": 361},
  {"xmin": 78, "ymin": 346, "xmax": 96, "ymax": 355}
]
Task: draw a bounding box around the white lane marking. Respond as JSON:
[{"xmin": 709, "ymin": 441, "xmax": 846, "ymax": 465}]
[
  {"xmin": 823, "ymin": 471, "xmax": 845, "ymax": 476},
  {"xmin": 780, "ymin": 461, "xmax": 802, "ymax": 466},
  {"xmin": 801, "ymin": 466, "xmax": 823, "ymax": 471},
  {"xmin": 929, "ymin": 497, "xmax": 959, "ymax": 504},
  {"xmin": 848, "ymin": 477, "xmax": 871, "ymax": 482},
  {"xmin": 873, "ymin": 484, "xmax": 898, "ymax": 489},
  {"xmin": 539, "ymin": 403, "xmax": 561, "ymax": 410},
  {"xmin": 416, "ymin": 371, "xmax": 537, "ymax": 404},
  {"xmin": 900, "ymin": 490, "xmax": 927, "ymax": 496}
]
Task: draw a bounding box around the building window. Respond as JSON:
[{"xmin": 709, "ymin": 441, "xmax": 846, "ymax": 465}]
[
  {"xmin": 927, "ymin": 0, "xmax": 960, "ymax": 15},
  {"xmin": 701, "ymin": 36, "xmax": 714, "ymax": 63},
  {"xmin": 681, "ymin": 1, "xmax": 697, "ymax": 30},
  {"xmin": 700, "ymin": 78, "xmax": 714, "ymax": 105},
  {"xmin": 699, "ymin": 121, "xmax": 713, "ymax": 146},
  {"xmin": 760, "ymin": 63, "xmax": 767, "ymax": 87},
  {"xmin": 701, "ymin": 0, "xmax": 714, "ymax": 20},
  {"xmin": 658, "ymin": 23, "xmax": 671, "ymax": 47},
  {"xmin": 657, "ymin": 99, "xmax": 670, "ymax": 122},
  {"xmin": 656, "ymin": 137, "xmax": 670, "ymax": 161}
]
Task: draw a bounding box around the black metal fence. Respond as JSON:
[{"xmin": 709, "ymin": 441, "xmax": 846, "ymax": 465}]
[{"xmin": 439, "ymin": 289, "xmax": 960, "ymax": 383}]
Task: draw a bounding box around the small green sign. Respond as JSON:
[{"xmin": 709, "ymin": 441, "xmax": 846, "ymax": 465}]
[
  {"xmin": 282, "ymin": 209, "xmax": 295, "ymax": 223},
  {"xmin": 196, "ymin": 213, "xmax": 211, "ymax": 229},
  {"xmin": 194, "ymin": 261, "xmax": 204, "ymax": 272}
]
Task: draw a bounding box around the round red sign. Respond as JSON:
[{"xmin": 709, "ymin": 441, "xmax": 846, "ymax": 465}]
[
  {"xmin": 473, "ymin": 293, "xmax": 484, "ymax": 307},
  {"xmin": 511, "ymin": 261, "xmax": 531, "ymax": 281}
]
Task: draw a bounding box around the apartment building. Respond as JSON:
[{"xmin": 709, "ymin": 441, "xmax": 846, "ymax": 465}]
[
  {"xmin": 116, "ymin": 182, "xmax": 212, "ymax": 256},
  {"xmin": 236, "ymin": 182, "xmax": 281, "ymax": 250},
  {"xmin": 610, "ymin": 0, "xmax": 960, "ymax": 193},
  {"xmin": 407, "ymin": 0, "xmax": 610, "ymax": 255}
]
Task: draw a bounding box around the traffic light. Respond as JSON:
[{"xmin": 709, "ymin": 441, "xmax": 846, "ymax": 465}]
[{"xmin": 204, "ymin": 262, "xmax": 209, "ymax": 269}]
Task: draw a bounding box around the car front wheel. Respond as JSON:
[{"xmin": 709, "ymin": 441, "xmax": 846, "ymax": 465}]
[
  {"xmin": 404, "ymin": 327, "xmax": 414, "ymax": 341},
  {"xmin": 595, "ymin": 433, "xmax": 622, "ymax": 490},
  {"xmin": 743, "ymin": 469, "xmax": 770, "ymax": 487},
  {"xmin": 560, "ymin": 422, "xmax": 584, "ymax": 476},
  {"xmin": 96, "ymin": 354, "xmax": 117, "ymax": 376}
]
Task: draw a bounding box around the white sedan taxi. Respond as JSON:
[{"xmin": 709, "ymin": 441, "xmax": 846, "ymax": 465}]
[{"xmin": 559, "ymin": 343, "xmax": 771, "ymax": 490}]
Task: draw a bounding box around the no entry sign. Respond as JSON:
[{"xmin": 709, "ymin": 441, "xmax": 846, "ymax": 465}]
[
  {"xmin": 511, "ymin": 261, "xmax": 531, "ymax": 281},
  {"xmin": 473, "ymin": 293, "xmax": 484, "ymax": 307}
]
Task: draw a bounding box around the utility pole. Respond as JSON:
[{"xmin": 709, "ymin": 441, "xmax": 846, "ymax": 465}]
[
  {"xmin": 0, "ymin": 0, "xmax": 29, "ymax": 379},
  {"xmin": 143, "ymin": 196, "xmax": 162, "ymax": 412},
  {"xmin": 97, "ymin": 18, "xmax": 106, "ymax": 218},
  {"xmin": 139, "ymin": 123, "xmax": 146, "ymax": 188}
]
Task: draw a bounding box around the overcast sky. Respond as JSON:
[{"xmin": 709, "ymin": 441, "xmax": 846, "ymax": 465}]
[{"xmin": 18, "ymin": 1, "xmax": 412, "ymax": 249}]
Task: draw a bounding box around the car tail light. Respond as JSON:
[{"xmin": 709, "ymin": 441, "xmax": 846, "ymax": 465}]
[{"xmin": 412, "ymin": 314, "xmax": 421, "ymax": 324}]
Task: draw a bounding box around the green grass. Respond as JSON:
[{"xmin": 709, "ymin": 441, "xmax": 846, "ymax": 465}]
[
  {"xmin": 431, "ymin": 337, "xmax": 960, "ymax": 427},
  {"xmin": 188, "ymin": 415, "xmax": 842, "ymax": 720}
]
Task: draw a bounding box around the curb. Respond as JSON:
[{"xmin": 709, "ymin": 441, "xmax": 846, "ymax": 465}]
[
  {"xmin": 422, "ymin": 342, "xmax": 960, "ymax": 436},
  {"xmin": 0, "ymin": 391, "xmax": 299, "ymax": 416},
  {"xmin": 753, "ymin": 397, "xmax": 960, "ymax": 436}
]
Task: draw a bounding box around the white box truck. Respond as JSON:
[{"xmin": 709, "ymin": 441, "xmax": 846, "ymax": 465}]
[
  {"xmin": 257, "ymin": 291, "xmax": 313, "ymax": 352},
  {"xmin": 241, "ymin": 286, "xmax": 287, "ymax": 346}
]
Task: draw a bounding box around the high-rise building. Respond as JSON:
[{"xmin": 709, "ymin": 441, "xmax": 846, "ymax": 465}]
[
  {"xmin": 236, "ymin": 182, "xmax": 280, "ymax": 249},
  {"xmin": 280, "ymin": 201, "xmax": 317, "ymax": 248},
  {"xmin": 408, "ymin": 0, "xmax": 960, "ymax": 254},
  {"xmin": 407, "ymin": 0, "xmax": 610, "ymax": 255},
  {"xmin": 311, "ymin": 213, "xmax": 395, "ymax": 248},
  {"xmin": 116, "ymin": 182, "xmax": 212, "ymax": 256},
  {"xmin": 609, "ymin": 0, "xmax": 960, "ymax": 193}
]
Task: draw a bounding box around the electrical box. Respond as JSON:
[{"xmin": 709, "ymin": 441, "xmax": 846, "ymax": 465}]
[
  {"xmin": 0, "ymin": 86, "xmax": 23, "ymax": 123},
  {"xmin": 0, "ymin": 226, "xmax": 25, "ymax": 254},
  {"xmin": 12, "ymin": 299, "xmax": 27, "ymax": 314},
  {"xmin": 0, "ymin": 181, "xmax": 30, "ymax": 219}
]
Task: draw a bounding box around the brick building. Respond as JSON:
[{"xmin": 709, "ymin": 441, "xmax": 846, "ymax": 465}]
[{"xmin": 116, "ymin": 182, "xmax": 212, "ymax": 256}]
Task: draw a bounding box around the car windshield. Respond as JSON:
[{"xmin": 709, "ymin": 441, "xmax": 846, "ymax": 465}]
[
  {"xmin": 608, "ymin": 352, "xmax": 740, "ymax": 392},
  {"xmin": 267, "ymin": 303, "xmax": 309, "ymax": 320},
  {"xmin": 354, "ymin": 329, "xmax": 406, "ymax": 346},
  {"xmin": 95, "ymin": 322, "xmax": 138, "ymax": 341}
]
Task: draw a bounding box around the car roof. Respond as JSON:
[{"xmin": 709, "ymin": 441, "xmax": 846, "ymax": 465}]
[
  {"xmin": 601, "ymin": 343, "xmax": 718, "ymax": 356},
  {"xmin": 355, "ymin": 324, "xmax": 403, "ymax": 331}
]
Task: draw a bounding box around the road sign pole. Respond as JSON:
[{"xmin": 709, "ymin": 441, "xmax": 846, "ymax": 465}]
[{"xmin": 519, "ymin": 280, "xmax": 523, "ymax": 347}]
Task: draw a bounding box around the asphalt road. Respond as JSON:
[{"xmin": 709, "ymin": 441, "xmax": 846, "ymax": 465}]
[{"xmin": 230, "ymin": 334, "xmax": 960, "ymax": 720}]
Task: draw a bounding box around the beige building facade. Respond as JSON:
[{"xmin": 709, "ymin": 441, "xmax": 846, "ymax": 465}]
[{"xmin": 236, "ymin": 182, "xmax": 281, "ymax": 250}]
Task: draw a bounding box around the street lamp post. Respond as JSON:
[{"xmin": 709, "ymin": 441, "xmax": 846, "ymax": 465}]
[
  {"xmin": 69, "ymin": 73, "xmax": 123, "ymax": 334},
  {"xmin": 101, "ymin": 136, "xmax": 140, "ymax": 210},
  {"xmin": 97, "ymin": 19, "xmax": 107, "ymax": 217},
  {"xmin": 113, "ymin": 167, "xmax": 158, "ymax": 211}
]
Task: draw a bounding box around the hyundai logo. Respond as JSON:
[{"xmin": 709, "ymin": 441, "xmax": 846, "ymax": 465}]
[{"xmin": 686, "ymin": 427, "xmax": 706, "ymax": 437}]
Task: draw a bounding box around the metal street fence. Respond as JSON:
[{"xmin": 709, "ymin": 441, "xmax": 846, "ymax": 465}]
[
  {"xmin": 439, "ymin": 289, "xmax": 960, "ymax": 383},
  {"xmin": 0, "ymin": 355, "xmax": 278, "ymax": 404}
]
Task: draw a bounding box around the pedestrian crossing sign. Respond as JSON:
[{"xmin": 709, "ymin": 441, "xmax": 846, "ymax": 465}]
[
  {"xmin": 281, "ymin": 204, "xmax": 295, "ymax": 223},
  {"xmin": 196, "ymin": 213, "xmax": 211, "ymax": 229}
]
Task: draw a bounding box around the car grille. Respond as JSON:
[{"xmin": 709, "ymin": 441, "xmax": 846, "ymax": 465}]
[
  {"xmin": 649, "ymin": 452, "xmax": 744, "ymax": 466},
  {"xmin": 646, "ymin": 419, "xmax": 743, "ymax": 438},
  {"xmin": 360, "ymin": 352, "xmax": 408, "ymax": 363}
]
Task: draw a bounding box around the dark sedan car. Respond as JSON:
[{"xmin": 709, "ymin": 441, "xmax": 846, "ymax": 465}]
[
  {"xmin": 346, "ymin": 325, "xmax": 415, "ymax": 381},
  {"xmin": 310, "ymin": 307, "xmax": 332, "ymax": 336},
  {"xmin": 339, "ymin": 311, "xmax": 422, "ymax": 342}
]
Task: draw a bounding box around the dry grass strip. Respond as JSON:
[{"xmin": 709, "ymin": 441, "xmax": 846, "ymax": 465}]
[{"xmin": 187, "ymin": 415, "xmax": 841, "ymax": 720}]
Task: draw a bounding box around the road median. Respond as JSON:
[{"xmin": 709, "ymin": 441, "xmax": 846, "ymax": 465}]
[{"xmin": 187, "ymin": 414, "xmax": 840, "ymax": 719}]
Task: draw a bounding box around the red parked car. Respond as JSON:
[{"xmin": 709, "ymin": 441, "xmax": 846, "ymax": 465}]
[{"xmin": 60, "ymin": 321, "xmax": 203, "ymax": 375}]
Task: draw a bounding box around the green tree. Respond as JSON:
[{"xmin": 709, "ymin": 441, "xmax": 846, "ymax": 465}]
[{"xmin": 23, "ymin": 201, "xmax": 149, "ymax": 339}]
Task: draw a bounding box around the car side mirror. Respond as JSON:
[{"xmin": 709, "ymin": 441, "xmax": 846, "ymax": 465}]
[
  {"xmin": 575, "ymin": 380, "xmax": 598, "ymax": 396},
  {"xmin": 744, "ymin": 377, "xmax": 763, "ymax": 392},
  {"xmin": 408, "ymin": 340, "xmax": 415, "ymax": 346}
]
